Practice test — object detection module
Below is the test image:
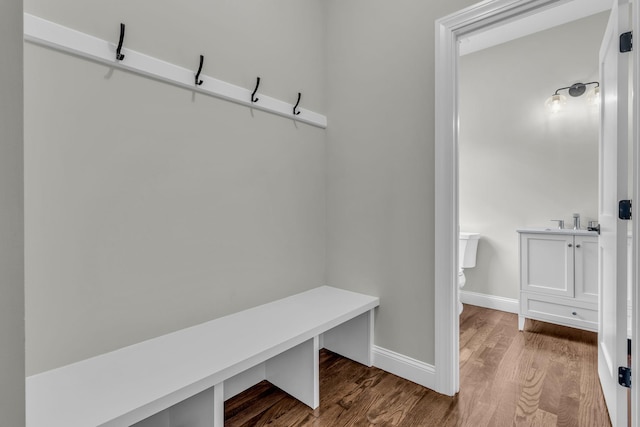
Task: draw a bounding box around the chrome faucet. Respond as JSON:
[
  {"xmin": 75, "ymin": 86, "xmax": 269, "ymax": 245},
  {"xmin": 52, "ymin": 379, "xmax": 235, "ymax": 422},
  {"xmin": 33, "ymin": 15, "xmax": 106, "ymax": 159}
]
[
  {"xmin": 573, "ymin": 213, "xmax": 580, "ymax": 230},
  {"xmin": 551, "ymin": 219, "xmax": 565, "ymax": 229}
]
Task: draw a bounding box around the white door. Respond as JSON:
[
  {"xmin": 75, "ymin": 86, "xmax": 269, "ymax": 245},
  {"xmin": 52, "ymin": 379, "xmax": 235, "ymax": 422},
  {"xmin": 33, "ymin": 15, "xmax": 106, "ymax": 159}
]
[{"xmin": 598, "ymin": 0, "xmax": 632, "ymax": 425}]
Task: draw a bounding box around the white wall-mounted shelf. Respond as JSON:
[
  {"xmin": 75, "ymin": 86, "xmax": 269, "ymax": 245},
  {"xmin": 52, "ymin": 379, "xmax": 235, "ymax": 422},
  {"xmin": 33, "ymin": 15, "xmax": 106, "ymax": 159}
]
[{"xmin": 23, "ymin": 13, "xmax": 328, "ymax": 129}]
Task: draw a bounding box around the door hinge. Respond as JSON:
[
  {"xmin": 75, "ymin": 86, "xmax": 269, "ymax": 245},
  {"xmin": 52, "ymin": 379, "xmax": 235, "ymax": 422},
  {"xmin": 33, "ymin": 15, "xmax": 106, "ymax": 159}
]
[
  {"xmin": 620, "ymin": 31, "xmax": 632, "ymax": 52},
  {"xmin": 619, "ymin": 200, "xmax": 632, "ymax": 220},
  {"xmin": 618, "ymin": 366, "xmax": 631, "ymax": 388}
]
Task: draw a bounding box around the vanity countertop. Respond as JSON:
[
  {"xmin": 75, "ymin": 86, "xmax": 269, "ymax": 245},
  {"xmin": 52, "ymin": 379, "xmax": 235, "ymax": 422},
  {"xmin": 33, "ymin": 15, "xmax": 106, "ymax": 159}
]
[{"xmin": 516, "ymin": 227, "xmax": 598, "ymax": 236}]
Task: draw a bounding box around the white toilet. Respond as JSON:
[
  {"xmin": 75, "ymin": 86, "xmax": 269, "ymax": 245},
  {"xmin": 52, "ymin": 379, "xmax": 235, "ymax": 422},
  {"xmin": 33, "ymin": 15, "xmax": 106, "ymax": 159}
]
[{"xmin": 458, "ymin": 232, "xmax": 480, "ymax": 314}]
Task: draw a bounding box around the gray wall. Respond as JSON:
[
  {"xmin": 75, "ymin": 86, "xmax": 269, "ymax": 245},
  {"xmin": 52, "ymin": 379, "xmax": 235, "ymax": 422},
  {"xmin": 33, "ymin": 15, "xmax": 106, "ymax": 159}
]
[
  {"xmin": 24, "ymin": 0, "xmax": 603, "ymax": 378},
  {"xmin": 24, "ymin": 0, "xmax": 327, "ymax": 375},
  {"xmin": 0, "ymin": 0, "xmax": 25, "ymax": 424},
  {"xmin": 459, "ymin": 13, "xmax": 607, "ymax": 300},
  {"xmin": 325, "ymin": 0, "xmax": 477, "ymax": 365}
]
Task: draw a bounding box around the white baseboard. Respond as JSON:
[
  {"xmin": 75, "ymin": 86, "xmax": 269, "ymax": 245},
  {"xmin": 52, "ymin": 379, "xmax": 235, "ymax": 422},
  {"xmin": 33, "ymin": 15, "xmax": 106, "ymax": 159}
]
[
  {"xmin": 460, "ymin": 290, "xmax": 519, "ymax": 314},
  {"xmin": 372, "ymin": 346, "xmax": 436, "ymax": 390}
]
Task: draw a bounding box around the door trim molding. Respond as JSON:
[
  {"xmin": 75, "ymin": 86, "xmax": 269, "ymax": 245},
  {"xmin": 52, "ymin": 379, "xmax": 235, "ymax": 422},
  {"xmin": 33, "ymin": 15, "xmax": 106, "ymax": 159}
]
[{"xmin": 434, "ymin": 0, "xmax": 571, "ymax": 396}]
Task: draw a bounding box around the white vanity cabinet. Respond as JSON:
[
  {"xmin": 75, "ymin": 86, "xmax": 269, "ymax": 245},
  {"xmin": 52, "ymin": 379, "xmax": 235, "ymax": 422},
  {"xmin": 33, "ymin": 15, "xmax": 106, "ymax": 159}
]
[{"xmin": 518, "ymin": 229, "xmax": 599, "ymax": 332}]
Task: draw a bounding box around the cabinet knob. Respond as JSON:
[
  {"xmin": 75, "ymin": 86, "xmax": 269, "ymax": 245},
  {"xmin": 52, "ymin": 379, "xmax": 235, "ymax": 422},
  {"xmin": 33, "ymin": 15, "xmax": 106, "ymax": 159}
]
[
  {"xmin": 576, "ymin": 244, "xmax": 581, "ymax": 248},
  {"xmin": 572, "ymin": 311, "xmax": 577, "ymax": 316},
  {"xmin": 568, "ymin": 243, "xmax": 573, "ymax": 247}
]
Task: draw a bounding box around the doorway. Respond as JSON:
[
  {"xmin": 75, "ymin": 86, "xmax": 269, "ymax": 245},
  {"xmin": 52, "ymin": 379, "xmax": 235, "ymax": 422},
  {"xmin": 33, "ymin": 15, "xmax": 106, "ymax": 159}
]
[
  {"xmin": 434, "ymin": 2, "xmax": 638, "ymax": 426},
  {"xmin": 457, "ymin": 11, "xmax": 605, "ymax": 320}
]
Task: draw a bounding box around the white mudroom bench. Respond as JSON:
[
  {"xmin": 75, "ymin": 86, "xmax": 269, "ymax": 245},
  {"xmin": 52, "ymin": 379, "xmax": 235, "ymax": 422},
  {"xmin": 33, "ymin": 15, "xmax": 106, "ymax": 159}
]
[{"xmin": 26, "ymin": 286, "xmax": 379, "ymax": 427}]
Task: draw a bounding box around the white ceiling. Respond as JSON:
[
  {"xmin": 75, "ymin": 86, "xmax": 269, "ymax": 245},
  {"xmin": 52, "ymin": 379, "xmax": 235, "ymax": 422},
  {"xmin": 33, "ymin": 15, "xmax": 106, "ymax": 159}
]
[{"xmin": 459, "ymin": 0, "xmax": 612, "ymax": 56}]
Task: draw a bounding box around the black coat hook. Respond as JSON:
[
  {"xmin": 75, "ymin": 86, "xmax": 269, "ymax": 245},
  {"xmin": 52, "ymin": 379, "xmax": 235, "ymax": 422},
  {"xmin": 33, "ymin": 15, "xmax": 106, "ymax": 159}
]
[
  {"xmin": 195, "ymin": 55, "xmax": 204, "ymax": 86},
  {"xmin": 293, "ymin": 92, "xmax": 302, "ymax": 116},
  {"xmin": 251, "ymin": 77, "xmax": 261, "ymax": 103},
  {"xmin": 116, "ymin": 23, "xmax": 125, "ymax": 61}
]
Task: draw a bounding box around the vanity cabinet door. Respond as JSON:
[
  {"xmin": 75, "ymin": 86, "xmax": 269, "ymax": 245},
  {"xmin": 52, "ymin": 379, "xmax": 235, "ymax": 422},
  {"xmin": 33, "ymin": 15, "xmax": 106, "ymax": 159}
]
[
  {"xmin": 574, "ymin": 235, "xmax": 599, "ymax": 302},
  {"xmin": 520, "ymin": 233, "xmax": 574, "ymax": 298}
]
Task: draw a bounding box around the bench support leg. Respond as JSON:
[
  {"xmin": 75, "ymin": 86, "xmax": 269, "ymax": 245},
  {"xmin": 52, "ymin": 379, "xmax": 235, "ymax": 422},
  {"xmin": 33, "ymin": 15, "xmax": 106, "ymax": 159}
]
[
  {"xmin": 213, "ymin": 382, "xmax": 224, "ymax": 427},
  {"xmin": 266, "ymin": 336, "xmax": 319, "ymax": 409},
  {"xmin": 323, "ymin": 310, "xmax": 374, "ymax": 366}
]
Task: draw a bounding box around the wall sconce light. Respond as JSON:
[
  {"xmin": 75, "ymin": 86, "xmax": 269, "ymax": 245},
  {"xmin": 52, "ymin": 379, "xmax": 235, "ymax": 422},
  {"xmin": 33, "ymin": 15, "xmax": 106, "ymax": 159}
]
[{"xmin": 545, "ymin": 81, "xmax": 600, "ymax": 112}]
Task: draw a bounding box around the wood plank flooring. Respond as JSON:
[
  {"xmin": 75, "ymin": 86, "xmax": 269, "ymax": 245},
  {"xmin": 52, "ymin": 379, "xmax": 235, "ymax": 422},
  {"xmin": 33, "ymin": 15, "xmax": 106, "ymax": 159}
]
[{"xmin": 224, "ymin": 304, "xmax": 611, "ymax": 426}]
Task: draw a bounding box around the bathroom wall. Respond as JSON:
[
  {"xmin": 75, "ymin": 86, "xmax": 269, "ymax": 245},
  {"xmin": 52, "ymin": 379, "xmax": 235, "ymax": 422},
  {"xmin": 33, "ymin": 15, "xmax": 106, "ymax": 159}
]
[
  {"xmin": 0, "ymin": 0, "xmax": 25, "ymax": 423},
  {"xmin": 325, "ymin": 0, "xmax": 478, "ymax": 365},
  {"xmin": 24, "ymin": 0, "xmax": 327, "ymax": 375},
  {"xmin": 459, "ymin": 12, "xmax": 608, "ymax": 301}
]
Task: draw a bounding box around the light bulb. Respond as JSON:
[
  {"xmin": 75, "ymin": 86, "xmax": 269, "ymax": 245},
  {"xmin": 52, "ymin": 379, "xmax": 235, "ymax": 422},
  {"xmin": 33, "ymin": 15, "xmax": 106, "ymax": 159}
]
[
  {"xmin": 587, "ymin": 86, "xmax": 600, "ymax": 106},
  {"xmin": 545, "ymin": 94, "xmax": 566, "ymax": 113}
]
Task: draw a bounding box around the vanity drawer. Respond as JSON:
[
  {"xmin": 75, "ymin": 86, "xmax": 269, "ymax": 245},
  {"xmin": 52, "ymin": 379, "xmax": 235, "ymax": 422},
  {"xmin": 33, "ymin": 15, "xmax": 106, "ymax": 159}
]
[{"xmin": 520, "ymin": 292, "xmax": 597, "ymax": 332}]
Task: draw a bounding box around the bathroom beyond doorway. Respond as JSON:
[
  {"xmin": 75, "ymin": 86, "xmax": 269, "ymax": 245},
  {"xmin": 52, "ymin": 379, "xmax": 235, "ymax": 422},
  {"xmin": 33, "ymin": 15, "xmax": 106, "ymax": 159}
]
[{"xmin": 225, "ymin": 305, "xmax": 610, "ymax": 426}]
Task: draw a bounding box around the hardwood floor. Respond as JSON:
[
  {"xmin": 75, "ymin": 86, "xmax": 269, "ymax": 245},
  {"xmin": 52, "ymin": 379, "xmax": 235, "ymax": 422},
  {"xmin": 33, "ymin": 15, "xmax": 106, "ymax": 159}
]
[{"xmin": 224, "ymin": 305, "xmax": 611, "ymax": 426}]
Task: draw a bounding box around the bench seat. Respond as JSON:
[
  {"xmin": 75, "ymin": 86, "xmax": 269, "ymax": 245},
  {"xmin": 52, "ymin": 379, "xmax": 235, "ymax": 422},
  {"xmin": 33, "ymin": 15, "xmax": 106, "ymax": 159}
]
[{"xmin": 26, "ymin": 286, "xmax": 379, "ymax": 427}]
